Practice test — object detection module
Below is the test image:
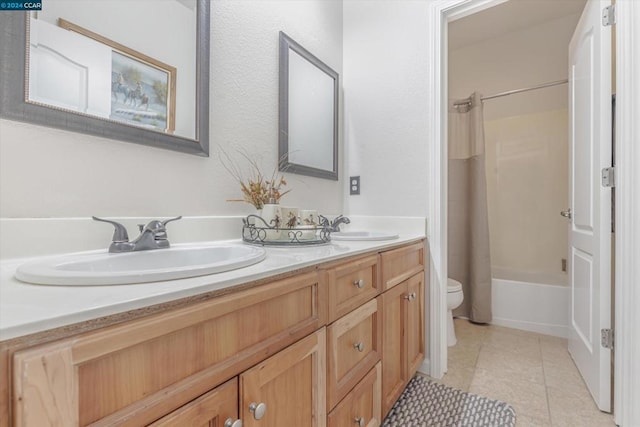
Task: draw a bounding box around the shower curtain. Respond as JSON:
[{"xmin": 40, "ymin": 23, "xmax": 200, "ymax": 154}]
[{"xmin": 448, "ymin": 92, "xmax": 492, "ymax": 323}]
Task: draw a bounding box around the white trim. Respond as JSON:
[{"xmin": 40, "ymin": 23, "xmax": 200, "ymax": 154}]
[
  {"xmin": 614, "ymin": 1, "xmax": 640, "ymax": 426},
  {"xmin": 426, "ymin": 0, "xmax": 515, "ymax": 380},
  {"xmin": 491, "ymin": 317, "xmax": 568, "ymax": 338},
  {"xmin": 426, "ymin": 0, "xmax": 447, "ymax": 379},
  {"xmin": 418, "ymin": 359, "xmax": 430, "ymax": 376}
]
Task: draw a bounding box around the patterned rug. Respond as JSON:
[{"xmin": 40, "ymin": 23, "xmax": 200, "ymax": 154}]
[{"xmin": 382, "ymin": 376, "xmax": 517, "ymax": 427}]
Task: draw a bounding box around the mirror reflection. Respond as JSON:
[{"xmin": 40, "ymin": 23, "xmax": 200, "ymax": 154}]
[
  {"xmin": 279, "ymin": 32, "xmax": 339, "ymax": 181},
  {"xmin": 27, "ymin": 0, "xmax": 197, "ymax": 138}
]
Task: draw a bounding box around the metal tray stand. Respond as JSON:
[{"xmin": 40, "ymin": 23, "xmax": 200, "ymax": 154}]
[{"xmin": 242, "ymin": 215, "xmax": 332, "ymax": 246}]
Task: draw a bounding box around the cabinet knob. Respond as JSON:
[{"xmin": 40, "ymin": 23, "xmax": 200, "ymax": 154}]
[
  {"xmin": 353, "ymin": 342, "xmax": 365, "ymax": 352},
  {"xmin": 249, "ymin": 402, "xmax": 267, "ymax": 420},
  {"xmin": 404, "ymin": 292, "xmax": 417, "ymax": 301},
  {"xmin": 354, "ymin": 416, "xmax": 365, "ymax": 427},
  {"xmin": 353, "ymin": 279, "xmax": 365, "ymax": 288},
  {"xmin": 225, "ymin": 418, "xmax": 243, "ymax": 427}
]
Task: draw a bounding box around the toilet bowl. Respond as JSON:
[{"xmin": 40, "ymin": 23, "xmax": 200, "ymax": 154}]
[{"xmin": 447, "ymin": 278, "xmax": 464, "ymax": 346}]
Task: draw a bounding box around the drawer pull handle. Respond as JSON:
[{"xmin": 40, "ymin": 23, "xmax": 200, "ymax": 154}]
[
  {"xmin": 249, "ymin": 402, "xmax": 267, "ymax": 420},
  {"xmin": 355, "ymin": 417, "xmax": 365, "ymax": 427},
  {"xmin": 404, "ymin": 292, "xmax": 417, "ymax": 301},
  {"xmin": 354, "ymin": 342, "xmax": 365, "ymax": 352},
  {"xmin": 225, "ymin": 418, "xmax": 243, "ymax": 427},
  {"xmin": 354, "ymin": 279, "xmax": 365, "ymax": 288}
]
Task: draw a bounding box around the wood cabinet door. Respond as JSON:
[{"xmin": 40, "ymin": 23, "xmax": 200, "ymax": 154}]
[
  {"xmin": 379, "ymin": 283, "xmax": 407, "ymax": 418},
  {"xmin": 148, "ymin": 378, "xmax": 239, "ymax": 427},
  {"xmin": 380, "ymin": 271, "xmax": 425, "ymax": 418},
  {"xmin": 405, "ymin": 273, "xmax": 425, "ymax": 379},
  {"xmin": 240, "ymin": 328, "xmax": 326, "ymax": 427}
]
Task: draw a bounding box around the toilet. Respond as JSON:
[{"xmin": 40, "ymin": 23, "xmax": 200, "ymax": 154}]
[{"xmin": 447, "ymin": 278, "xmax": 464, "ymax": 346}]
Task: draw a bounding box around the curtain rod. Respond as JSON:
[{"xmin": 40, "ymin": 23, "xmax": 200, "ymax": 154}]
[{"xmin": 453, "ymin": 79, "xmax": 569, "ymax": 107}]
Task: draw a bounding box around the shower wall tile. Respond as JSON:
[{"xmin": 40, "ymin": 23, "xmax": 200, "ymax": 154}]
[{"xmin": 484, "ymin": 109, "xmax": 569, "ymax": 284}]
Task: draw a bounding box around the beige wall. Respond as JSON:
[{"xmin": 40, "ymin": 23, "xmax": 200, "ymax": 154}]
[
  {"xmin": 449, "ymin": 13, "xmax": 581, "ymax": 284},
  {"xmin": 0, "ymin": 1, "xmax": 343, "ymax": 219}
]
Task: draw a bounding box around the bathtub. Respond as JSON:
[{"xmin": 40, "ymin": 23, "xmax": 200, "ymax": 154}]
[{"xmin": 490, "ymin": 267, "xmax": 569, "ymax": 338}]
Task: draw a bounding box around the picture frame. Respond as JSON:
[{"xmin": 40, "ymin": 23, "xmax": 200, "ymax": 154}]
[{"xmin": 57, "ymin": 18, "xmax": 176, "ymax": 133}]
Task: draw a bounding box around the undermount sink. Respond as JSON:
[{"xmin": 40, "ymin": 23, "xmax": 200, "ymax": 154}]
[
  {"xmin": 15, "ymin": 243, "xmax": 267, "ymax": 286},
  {"xmin": 331, "ymin": 231, "xmax": 399, "ymax": 241}
]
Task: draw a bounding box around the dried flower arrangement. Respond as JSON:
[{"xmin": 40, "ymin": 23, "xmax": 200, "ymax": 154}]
[{"xmin": 219, "ymin": 148, "xmax": 290, "ymax": 210}]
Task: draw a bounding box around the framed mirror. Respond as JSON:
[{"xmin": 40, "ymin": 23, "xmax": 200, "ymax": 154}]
[
  {"xmin": 0, "ymin": 0, "xmax": 210, "ymax": 156},
  {"xmin": 279, "ymin": 32, "xmax": 338, "ymax": 180}
]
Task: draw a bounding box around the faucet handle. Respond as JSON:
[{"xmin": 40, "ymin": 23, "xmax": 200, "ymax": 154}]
[
  {"xmin": 161, "ymin": 216, "xmax": 183, "ymax": 227},
  {"xmin": 144, "ymin": 216, "xmax": 182, "ymax": 242},
  {"xmin": 92, "ymin": 216, "xmax": 129, "ymax": 242}
]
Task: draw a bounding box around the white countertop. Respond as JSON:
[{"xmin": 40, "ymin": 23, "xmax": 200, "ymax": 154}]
[{"xmin": 0, "ymin": 235, "xmax": 424, "ymax": 341}]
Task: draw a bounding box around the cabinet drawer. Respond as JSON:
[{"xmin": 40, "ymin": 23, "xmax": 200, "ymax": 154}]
[
  {"xmin": 13, "ymin": 271, "xmax": 326, "ymax": 427},
  {"xmin": 148, "ymin": 377, "xmax": 239, "ymax": 427},
  {"xmin": 328, "ymin": 362, "xmax": 381, "ymax": 427},
  {"xmin": 326, "ymin": 255, "xmax": 380, "ymax": 323},
  {"xmin": 380, "ymin": 241, "xmax": 425, "ymax": 291},
  {"xmin": 327, "ymin": 299, "xmax": 381, "ymax": 410}
]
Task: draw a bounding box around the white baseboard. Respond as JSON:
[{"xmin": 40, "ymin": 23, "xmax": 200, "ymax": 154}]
[
  {"xmin": 418, "ymin": 358, "xmax": 431, "ymax": 376},
  {"xmin": 491, "ymin": 317, "xmax": 568, "ymax": 338}
]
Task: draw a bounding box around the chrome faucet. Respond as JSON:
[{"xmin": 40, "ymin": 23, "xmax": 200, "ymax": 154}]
[
  {"xmin": 319, "ymin": 215, "xmax": 351, "ymax": 232},
  {"xmin": 93, "ymin": 216, "xmax": 182, "ymax": 253},
  {"xmin": 330, "ymin": 215, "xmax": 351, "ymax": 232}
]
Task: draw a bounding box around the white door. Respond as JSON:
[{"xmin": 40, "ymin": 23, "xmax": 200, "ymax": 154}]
[{"xmin": 567, "ymin": 0, "xmax": 612, "ymax": 412}]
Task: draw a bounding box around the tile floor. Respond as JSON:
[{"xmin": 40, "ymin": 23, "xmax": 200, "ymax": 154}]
[{"xmin": 430, "ymin": 319, "xmax": 615, "ymax": 426}]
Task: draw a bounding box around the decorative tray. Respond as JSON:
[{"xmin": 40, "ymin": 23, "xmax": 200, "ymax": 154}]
[{"xmin": 242, "ymin": 215, "xmax": 332, "ymax": 246}]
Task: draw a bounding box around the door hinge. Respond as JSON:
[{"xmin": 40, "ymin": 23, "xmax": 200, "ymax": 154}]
[
  {"xmin": 602, "ymin": 167, "xmax": 615, "ymax": 188},
  {"xmin": 601, "ymin": 328, "xmax": 614, "ymax": 349},
  {"xmin": 603, "ymin": 4, "xmax": 616, "ymax": 26}
]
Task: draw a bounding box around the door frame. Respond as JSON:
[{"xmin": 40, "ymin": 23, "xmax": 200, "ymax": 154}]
[{"xmin": 425, "ymin": 1, "xmax": 640, "ymax": 425}]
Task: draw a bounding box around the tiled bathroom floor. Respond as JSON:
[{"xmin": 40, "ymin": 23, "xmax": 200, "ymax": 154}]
[{"xmin": 431, "ymin": 319, "xmax": 615, "ymax": 426}]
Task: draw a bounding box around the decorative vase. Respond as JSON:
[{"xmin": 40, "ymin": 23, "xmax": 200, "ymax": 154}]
[
  {"xmin": 261, "ymin": 203, "xmax": 282, "ymax": 241},
  {"xmin": 248, "ymin": 209, "xmax": 262, "ymax": 225},
  {"xmin": 279, "ymin": 206, "xmax": 299, "ymax": 240}
]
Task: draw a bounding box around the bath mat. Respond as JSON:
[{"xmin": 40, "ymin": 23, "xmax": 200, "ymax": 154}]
[{"xmin": 382, "ymin": 375, "xmax": 516, "ymax": 427}]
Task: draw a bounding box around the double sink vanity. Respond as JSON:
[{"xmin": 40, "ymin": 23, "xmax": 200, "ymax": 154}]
[
  {"xmin": 0, "ymin": 1, "xmax": 427, "ymax": 425},
  {"xmin": 0, "ymin": 223, "xmax": 427, "ymax": 427}
]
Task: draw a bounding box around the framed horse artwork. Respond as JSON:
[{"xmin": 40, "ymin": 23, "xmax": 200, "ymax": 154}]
[{"xmin": 58, "ymin": 18, "xmax": 176, "ymax": 134}]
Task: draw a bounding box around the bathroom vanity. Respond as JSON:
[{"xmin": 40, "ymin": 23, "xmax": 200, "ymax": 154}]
[{"xmin": 0, "ymin": 238, "xmax": 427, "ymax": 426}]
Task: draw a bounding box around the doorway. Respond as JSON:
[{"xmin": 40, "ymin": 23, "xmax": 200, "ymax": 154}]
[
  {"xmin": 447, "ymin": 1, "xmax": 580, "ymax": 335},
  {"xmin": 444, "ymin": 1, "xmax": 614, "ymax": 422},
  {"xmin": 425, "ymin": 0, "xmax": 640, "ymax": 425}
]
